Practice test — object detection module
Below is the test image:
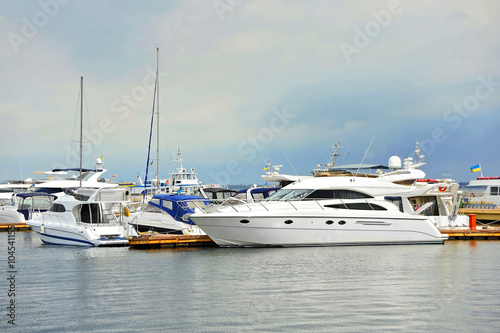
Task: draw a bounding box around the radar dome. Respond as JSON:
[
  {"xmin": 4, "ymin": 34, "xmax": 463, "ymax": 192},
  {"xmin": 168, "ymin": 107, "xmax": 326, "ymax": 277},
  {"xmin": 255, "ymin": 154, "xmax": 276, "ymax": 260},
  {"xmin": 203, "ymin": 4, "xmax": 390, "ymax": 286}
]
[{"xmin": 388, "ymin": 156, "xmax": 401, "ymax": 170}]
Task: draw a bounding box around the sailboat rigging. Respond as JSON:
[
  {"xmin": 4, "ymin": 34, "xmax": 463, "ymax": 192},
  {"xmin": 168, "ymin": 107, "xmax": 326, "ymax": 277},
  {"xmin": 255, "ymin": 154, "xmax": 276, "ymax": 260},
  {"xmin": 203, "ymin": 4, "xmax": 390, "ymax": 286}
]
[
  {"xmin": 143, "ymin": 46, "xmax": 161, "ymax": 200},
  {"xmin": 79, "ymin": 76, "xmax": 83, "ymax": 189}
]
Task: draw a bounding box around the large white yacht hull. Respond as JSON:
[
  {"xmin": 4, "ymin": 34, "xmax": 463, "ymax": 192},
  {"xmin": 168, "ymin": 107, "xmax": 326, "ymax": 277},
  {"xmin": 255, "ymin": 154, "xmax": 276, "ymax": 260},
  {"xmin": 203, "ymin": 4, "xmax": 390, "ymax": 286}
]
[{"xmin": 191, "ymin": 206, "xmax": 447, "ymax": 247}]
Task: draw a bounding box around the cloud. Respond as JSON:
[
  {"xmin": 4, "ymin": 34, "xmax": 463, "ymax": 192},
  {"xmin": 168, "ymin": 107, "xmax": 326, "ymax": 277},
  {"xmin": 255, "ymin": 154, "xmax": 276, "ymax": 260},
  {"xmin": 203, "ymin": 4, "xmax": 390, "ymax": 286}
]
[{"xmin": 1, "ymin": 1, "xmax": 499, "ymax": 183}]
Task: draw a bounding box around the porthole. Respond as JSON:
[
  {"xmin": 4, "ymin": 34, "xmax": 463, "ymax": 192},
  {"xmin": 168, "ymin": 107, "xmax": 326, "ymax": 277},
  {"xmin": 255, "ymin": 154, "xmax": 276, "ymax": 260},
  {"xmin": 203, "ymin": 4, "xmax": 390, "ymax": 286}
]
[
  {"xmin": 338, "ymin": 220, "xmax": 346, "ymax": 225},
  {"xmin": 325, "ymin": 220, "xmax": 334, "ymax": 225},
  {"xmin": 240, "ymin": 219, "xmax": 250, "ymax": 224},
  {"xmin": 284, "ymin": 220, "xmax": 293, "ymax": 224}
]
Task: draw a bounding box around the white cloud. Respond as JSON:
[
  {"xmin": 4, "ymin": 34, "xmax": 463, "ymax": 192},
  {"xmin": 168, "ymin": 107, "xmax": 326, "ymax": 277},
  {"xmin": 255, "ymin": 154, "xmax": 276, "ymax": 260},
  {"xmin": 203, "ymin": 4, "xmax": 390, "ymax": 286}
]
[{"xmin": 1, "ymin": 1, "xmax": 499, "ymax": 183}]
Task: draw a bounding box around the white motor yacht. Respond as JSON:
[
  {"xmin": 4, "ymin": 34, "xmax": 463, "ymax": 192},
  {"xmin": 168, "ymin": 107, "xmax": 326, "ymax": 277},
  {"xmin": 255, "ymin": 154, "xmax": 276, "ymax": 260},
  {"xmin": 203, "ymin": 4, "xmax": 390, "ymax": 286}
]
[
  {"xmin": 0, "ymin": 192, "xmax": 55, "ymax": 224},
  {"xmin": 462, "ymin": 176, "xmax": 500, "ymax": 209},
  {"xmin": 125, "ymin": 194, "xmax": 210, "ymax": 235},
  {"xmin": 28, "ymin": 187, "xmax": 139, "ymax": 246},
  {"xmin": 0, "ymin": 180, "xmax": 38, "ymax": 205},
  {"xmin": 190, "ymin": 176, "xmax": 451, "ymax": 247}
]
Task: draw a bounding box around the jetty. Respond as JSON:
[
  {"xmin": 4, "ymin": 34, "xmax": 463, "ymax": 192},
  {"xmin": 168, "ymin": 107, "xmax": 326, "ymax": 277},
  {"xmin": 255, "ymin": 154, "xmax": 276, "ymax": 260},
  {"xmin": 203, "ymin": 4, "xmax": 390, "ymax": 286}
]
[
  {"xmin": 439, "ymin": 214, "xmax": 500, "ymax": 240},
  {"xmin": 0, "ymin": 223, "xmax": 31, "ymax": 231},
  {"xmin": 441, "ymin": 228, "xmax": 500, "ymax": 240},
  {"xmin": 128, "ymin": 233, "xmax": 216, "ymax": 249}
]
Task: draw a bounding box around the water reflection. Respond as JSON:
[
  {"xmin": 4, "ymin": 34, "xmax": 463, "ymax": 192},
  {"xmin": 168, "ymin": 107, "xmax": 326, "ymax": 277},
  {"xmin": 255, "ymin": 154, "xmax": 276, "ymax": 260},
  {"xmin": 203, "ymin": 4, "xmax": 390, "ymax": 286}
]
[{"xmin": 3, "ymin": 233, "xmax": 500, "ymax": 332}]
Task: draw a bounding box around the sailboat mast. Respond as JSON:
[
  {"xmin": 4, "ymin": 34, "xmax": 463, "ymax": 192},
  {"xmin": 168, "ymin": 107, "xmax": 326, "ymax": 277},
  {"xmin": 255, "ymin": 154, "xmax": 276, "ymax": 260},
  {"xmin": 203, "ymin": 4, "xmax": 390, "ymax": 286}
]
[
  {"xmin": 155, "ymin": 47, "xmax": 160, "ymax": 193},
  {"xmin": 79, "ymin": 76, "xmax": 83, "ymax": 189}
]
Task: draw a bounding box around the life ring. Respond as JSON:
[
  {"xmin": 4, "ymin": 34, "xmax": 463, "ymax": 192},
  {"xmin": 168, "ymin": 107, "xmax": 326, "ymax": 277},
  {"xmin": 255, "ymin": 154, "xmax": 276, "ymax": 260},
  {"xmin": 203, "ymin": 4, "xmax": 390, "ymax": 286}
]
[{"xmin": 438, "ymin": 186, "xmax": 446, "ymax": 192}]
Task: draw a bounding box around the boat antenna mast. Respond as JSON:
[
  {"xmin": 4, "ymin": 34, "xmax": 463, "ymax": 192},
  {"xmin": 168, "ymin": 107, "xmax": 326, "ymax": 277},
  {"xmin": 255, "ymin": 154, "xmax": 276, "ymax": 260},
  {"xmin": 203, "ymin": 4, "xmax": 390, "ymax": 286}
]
[
  {"xmin": 317, "ymin": 138, "xmax": 347, "ymax": 171},
  {"xmin": 155, "ymin": 46, "xmax": 160, "ymax": 194},
  {"xmin": 176, "ymin": 147, "xmax": 184, "ymax": 170},
  {"xmin": 79, "ymin": 76, "xmax": 83, "ymax": 189},
  {"xmin": 354, "ymin": 137, "xmax": 374, "ymax": 177},
  {"xmin": 283, "ymin": 152, "xmax": 298, "ymax": 176}
]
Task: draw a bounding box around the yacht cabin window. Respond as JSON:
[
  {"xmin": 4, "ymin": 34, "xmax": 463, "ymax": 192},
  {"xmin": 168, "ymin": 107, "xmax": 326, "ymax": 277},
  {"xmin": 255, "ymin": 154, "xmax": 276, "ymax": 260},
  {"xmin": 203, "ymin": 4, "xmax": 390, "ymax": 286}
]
[
  {"xmin": 32, "ymin": 196, "xmax": 54, "ymax": 210},
  {"xmin": 325, "ymin": 203, "xmax": 387, "ymax": 210},
  {"xmin": 20, "ymin": 197, "xmax": 33, "ymax": 210},
  {"xmin": 49, "ymin": 203, "xmax": 66, "ymax": 212},
  {"xmin": 491, "ymin": 187, "xmax": 499, "ymax": 196},
  {"xmin": 266, "ymin": 189, "xmax": 372, "ymax": 201},
  {"xmin": 162, "ymin": 200, "xmax": 173, "ymax": 211},
  {"xmin": 150, "ymin": 198, "xmax": 161, "ymax": 207},
  {"xmin": 304, "ymin": 189, "xmax": 373, "ymax": 200}
]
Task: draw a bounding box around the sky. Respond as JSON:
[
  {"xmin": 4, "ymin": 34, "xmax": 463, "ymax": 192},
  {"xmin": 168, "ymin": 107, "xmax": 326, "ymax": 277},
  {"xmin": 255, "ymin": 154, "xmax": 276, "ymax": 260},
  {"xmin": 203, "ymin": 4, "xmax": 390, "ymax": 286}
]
[{"xmin": 0, "ymin": 0, "xmax": 499, "ymax": 185}]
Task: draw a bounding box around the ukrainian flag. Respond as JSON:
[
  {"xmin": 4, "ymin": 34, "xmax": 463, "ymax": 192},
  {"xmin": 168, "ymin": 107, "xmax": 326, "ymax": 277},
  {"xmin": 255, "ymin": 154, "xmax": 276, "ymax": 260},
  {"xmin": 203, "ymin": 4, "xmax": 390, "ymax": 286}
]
[
  {"xmin": 263, "ymin": 166, "xmax": 269, "ymax": 171},
  {"xmin": 470, "ymin": 164, "xmax": 481, "ymax": 172}
]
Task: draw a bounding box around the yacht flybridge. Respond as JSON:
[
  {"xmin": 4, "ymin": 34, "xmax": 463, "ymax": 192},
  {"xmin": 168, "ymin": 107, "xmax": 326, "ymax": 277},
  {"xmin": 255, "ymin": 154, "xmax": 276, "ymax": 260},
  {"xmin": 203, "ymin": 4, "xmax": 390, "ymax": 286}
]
[{"xmin": 32, "ymin": 157, "xmax": 117, "ymax": 196}]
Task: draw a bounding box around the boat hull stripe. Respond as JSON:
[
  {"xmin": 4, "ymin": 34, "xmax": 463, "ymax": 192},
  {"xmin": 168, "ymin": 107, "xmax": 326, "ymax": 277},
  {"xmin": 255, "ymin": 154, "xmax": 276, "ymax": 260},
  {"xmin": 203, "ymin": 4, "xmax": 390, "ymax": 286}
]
[{"xmin": 34, "ymin": 230, "xmax": 94, "ymax": 246}]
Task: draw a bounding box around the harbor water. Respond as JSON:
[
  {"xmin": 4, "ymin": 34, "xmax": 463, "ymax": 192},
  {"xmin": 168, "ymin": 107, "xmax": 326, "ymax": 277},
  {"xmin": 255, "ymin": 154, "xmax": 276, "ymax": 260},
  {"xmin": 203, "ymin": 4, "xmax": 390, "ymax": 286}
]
[{"xmin": 2, "ymin": 231, "xmax": 500, "ymax": 332}]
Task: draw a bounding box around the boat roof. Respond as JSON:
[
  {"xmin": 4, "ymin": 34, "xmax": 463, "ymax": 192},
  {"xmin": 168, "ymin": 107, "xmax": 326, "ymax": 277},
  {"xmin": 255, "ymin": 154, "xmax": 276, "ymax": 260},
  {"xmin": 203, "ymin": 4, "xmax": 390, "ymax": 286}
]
[
  {"xmin": 284, "ymin": 176, "xmax": 410, "ymax": 194},
  {"xmin": 202, "ymin": 187, "xmax": 236, "ymax": 193},
  {"xmin": 468, "ymin": 177, "xmax": 500, "ymax": 186},
  {"xmin": 51, "ymin": 168, "xmax": 100, "ymax": 172},
  {"xmin": 153, "ymin": 194, "xmax": 209, "ymax": 202},
  {"xmin": 239, "ymin": 187, "xmax": 281, "ymax": 194},
  {"xmin": 329, "ymin": 164, "xmax": 389, "ymax": 170},
  {"xmin": 16, "ymin": 192, "xmax": 56, "ymax": 198}
]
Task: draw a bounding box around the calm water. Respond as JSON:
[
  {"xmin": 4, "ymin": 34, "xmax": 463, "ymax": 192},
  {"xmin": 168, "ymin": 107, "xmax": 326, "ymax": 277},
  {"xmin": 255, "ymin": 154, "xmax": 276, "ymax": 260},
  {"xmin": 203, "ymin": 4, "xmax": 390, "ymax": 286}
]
[{"xmin": 2, "ymin": 231, "xmax": 500, "ymax": 332}]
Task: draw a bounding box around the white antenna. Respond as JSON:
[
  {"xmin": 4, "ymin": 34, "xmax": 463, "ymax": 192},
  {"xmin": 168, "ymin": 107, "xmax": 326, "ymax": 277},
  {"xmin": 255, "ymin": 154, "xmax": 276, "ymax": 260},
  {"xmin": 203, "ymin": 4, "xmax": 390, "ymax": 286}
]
[
  {"xmin": 354, "ymin": 137, "xmax": 375, "ymax": 177},
  {"xmin": 283, "ymin": 152, "xmax": 298, "ymax": 176},
  {"xmin": 260, "ymin": 153, "xmax": 268, "ymax": 165}
]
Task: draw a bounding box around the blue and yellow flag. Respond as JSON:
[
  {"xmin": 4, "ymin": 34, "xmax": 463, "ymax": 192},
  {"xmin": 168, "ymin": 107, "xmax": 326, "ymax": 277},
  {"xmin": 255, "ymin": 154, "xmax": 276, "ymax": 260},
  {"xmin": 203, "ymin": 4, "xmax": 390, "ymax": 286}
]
[
  {"xmin": 263, "ymin": 166, "xmax": 269, "ymax": 171},
  {"xmin": 470, "ymin": 164, "xmax": 481, "ymax": 172}
]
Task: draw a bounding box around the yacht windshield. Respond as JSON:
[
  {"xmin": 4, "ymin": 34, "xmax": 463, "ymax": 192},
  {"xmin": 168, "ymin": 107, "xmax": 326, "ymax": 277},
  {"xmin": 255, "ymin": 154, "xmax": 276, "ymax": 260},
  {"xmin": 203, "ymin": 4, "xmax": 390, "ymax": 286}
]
[
  {"xmin": 265, "ymin": 189, "xmax": 292, "ymax": 201},
  {"xmin": 265, "ymin": 189, "xmax": 313, "ymax": 201},
  {"xmin": 184, "ymin": 200, "xmax": 210, "ymax": 209}
]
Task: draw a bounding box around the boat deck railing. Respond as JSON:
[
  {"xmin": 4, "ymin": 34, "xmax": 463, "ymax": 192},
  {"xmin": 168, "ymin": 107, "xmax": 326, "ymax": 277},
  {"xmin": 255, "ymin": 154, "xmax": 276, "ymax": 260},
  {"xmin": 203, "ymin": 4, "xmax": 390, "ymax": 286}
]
[{"xmin": 194, "ymin": 199, "xmax": 393, "ymax": 214}]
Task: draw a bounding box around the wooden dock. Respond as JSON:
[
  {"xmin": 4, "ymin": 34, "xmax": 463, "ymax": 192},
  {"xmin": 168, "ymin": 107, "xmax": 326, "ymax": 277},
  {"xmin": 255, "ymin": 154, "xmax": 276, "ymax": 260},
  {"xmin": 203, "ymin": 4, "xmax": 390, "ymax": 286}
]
[
  {"xmin": 128, "ymin": 234, "xmax": 216, "ymax": 249},
  {"xmin": 0, "ymin": 223, "xmax": 31, "ymax": 231},
  {"xmin": 440, "ymin": 228, "xmax": 500, "ymax": 240}
]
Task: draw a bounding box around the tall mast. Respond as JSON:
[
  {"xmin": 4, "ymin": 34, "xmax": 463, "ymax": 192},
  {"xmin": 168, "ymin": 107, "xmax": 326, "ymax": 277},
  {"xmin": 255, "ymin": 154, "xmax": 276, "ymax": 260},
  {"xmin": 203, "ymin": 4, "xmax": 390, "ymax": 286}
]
[
  {"xmin": 155, "ymin": 46, "xmax": 160, "ymax": 193},
  {"xmin": 79, "ymin": 76, "xmax": 83, "ymax": 189}
]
